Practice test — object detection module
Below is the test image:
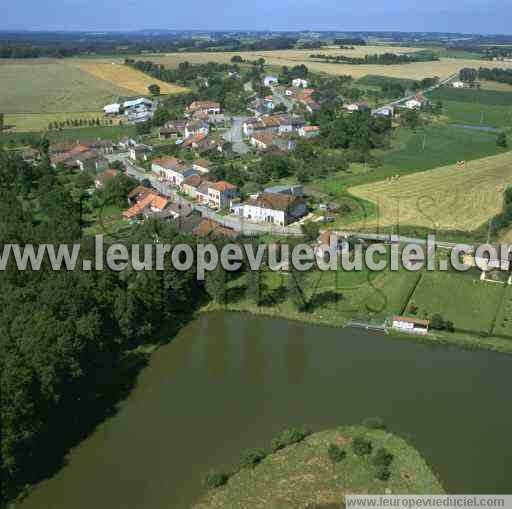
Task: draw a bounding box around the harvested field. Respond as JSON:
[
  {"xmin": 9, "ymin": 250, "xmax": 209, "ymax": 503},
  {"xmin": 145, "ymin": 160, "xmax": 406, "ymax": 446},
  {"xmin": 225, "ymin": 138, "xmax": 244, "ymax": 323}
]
[
  {"xmin": 0, "ymin": 62, "xmax": 133, "ymax": 113},
  {"xmin": 76, "ymin": 62, "xmax": 188, "ymax": 95},
  {"xmin": 347, "ymin": 152, "xmax": 512, "ymax": 231}
]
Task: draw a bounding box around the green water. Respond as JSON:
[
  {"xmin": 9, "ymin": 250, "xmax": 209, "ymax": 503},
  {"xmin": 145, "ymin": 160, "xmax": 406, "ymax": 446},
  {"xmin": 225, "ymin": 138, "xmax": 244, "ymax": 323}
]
[{"xmin": 19, "ymin": 312, "xmax": 512, "ymax": 508}]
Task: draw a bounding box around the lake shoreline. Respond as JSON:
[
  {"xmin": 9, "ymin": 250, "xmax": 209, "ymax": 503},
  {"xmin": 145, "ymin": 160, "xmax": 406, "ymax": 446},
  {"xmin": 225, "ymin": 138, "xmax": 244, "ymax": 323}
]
[{"xmin": 200, "ymin": 303, "xmax": 512, "ymax": 355}]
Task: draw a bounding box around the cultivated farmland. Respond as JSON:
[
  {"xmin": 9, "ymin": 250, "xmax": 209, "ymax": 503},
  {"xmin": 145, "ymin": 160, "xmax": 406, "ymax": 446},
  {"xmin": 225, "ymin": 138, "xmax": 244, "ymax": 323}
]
[
  {"xmin": 0, "ymin": 62, "xmax": 133, "ymax": 113},
  {"xmin": 347, "ymin": 152, "xmax": 512, "ymax": 231},
  {"xmin": 148, "ymin": 49, "xmax": 512, "ymax": 81},
  {"xmin": 75, "ymin": 62, "xmax": 189, "ymax": 95}
]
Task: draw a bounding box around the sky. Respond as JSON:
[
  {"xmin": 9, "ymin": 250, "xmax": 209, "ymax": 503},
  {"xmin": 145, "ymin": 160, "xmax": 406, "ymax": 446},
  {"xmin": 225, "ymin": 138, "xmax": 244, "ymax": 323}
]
[{"xmin": 1, "ymin": 0, "xmax": 511, "ymax": 34}]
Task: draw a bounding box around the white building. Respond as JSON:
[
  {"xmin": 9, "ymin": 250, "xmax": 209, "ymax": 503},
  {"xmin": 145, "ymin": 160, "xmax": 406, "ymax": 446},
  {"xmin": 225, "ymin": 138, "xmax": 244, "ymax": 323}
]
[
  {"xmin": 103, "ymin": 103, "xmax": 121, "ymax": 115},
  {"xmin": 292, "ymin": 78, "xmax": 309, "ymax": 88},
  {"xmin": 263, "ymin": 75, "xmax": 279, "ymax": 87},
  {"xmin": 185, "ymin": 121, "xmax": 209, "ymax": 139},
  {"xmin": 452, "ymin": 81, "xmax": 466, "ymax": 88},
  {"xmin": 123, "ymin": 97, "xmax": 153, "ymax": 110},
  {"xmin": 151, "ymin": 156, "xmax": 197, "ymax": 187},
  {"xmin": 231, "ymin": 192, "xmax": 307, "ymax": 226},
  {"xmin": 391, "ymin": 316, "xmax": 430, "ymax": 336},
  {"xmin": 405, "ymin": 95, "xmax": 428, "ymax": 110}
]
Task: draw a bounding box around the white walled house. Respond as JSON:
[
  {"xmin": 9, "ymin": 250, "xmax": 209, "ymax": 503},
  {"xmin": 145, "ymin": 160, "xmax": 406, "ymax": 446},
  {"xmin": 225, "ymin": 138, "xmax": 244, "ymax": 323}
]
[
  {"xmin": 298, "ymin": 125, "xmax": 320, "ymax": 138},
  {"xmin": 405, "ymin": 95, "xmax": 429, "ymax": 110},
  {"xmin": 263, "ymin": 75, "xmax": 279, "ymax": 87},
  {"xmin": 207, "ymin": 181, "xmax": 239, "ymax": 210},
  {"xmin": 103, "ymin": 103, "xmax": 121, "ymax": 115},
  {"xmin": 232, "ymin": 192, "xmax": 307, "ymax": 226},
  {"xmin": 151, "ymin": 156, "xmax": 197, "ymax": 187},
  {"xmin": 185, "ymin": 120, "xmax": 209, "ymax": 139},
  {"xmin": 292, "ymin": 78, "xmax": 309, "ymax": 88}
]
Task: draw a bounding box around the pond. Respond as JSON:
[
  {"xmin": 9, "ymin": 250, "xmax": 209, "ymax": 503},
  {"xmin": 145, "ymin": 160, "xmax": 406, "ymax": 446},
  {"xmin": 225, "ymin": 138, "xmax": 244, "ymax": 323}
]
[{"xmin": 18, "ymin": 312, "xmax": 512, "ymax": 508}]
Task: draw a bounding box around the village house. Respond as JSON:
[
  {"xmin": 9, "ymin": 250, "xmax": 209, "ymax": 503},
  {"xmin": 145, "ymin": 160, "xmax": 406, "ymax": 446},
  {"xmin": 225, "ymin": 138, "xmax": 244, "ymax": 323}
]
[
  {"xmin": 292, "ymin": 78, "xmax": 309, "ymax": 88},
  {"xmin": 405, "ymin": 95, "xmax": 429, "ymax": 110},
  {"xmin": 159, "ymin": 126, "xmax": 180, "ymax": 140},
  {"xmin": 314, "ymin": 231, "xmax": 349, "ymax": 259},
  {"xmin": 249, "ymin": 132, "xmax": 295, "ymax": 152},
  {"xmin": 50, "ymin": 144, "xmax": 108, "ymax": 171},
  {"xmin": 151, "ymin": 156, "xmax": 197, "ymax": 187},
  {"xmin": 373, "ymin": 106, "xmax": 394, "ymax": 118},
  {"xmin": 276, "ymin": 115, "xmax": 306, "ymax": 134},
  {"xmin": 391, "ymin": 316, "xmax": 430, "ymax": 336},
  {"xmin": 207, "ymin": 181, "xmax": 239, "ymax": 210},
  {"xmin": 298, "ymin": 125, "xmax": 321, "ymax": 138},
  {"xmin": 123, "ymin": 192, "xmax": 169, "ymax": 220},
  {"xmin": 243, "ymin": 115, "xmax": 281, "ymax": 136},
  {"xmin": 263, "ymin": 75, "xmax": 279, "ymax": 87},
  {"xmin": 127, "ymin": 186, "xmax": 154, "ymax": 206},
  {"xmin": 94, "ymin": 169, "xmax": 118, "ymax": 189},
  {"xmin": 117, "ymin": 137, "xmax": 137, "ymax": 151},
  {"xmin": 182, "ymin": 174, "xmax": 205, "ymax": 199},
  {"xmin": 231, "ymin": 192, "xmax": 307, "ymax": 226},
  {"xmin": 184, "ymin": 134, "xmax": 227, "ymax": 154},
  {"xmin": 185, "ymin": 120, "xmax": 209, "ymax": 139},
  {"xmin": 345, "ymin": 102, "xmax": 370, "ymax": 113},
  {"xmin": 185, "ymin": 101, "xmax": 221, "ymax": 117},
  {"xmin": 248, "ymin": 97, "xmax": 274, "ymax": 116},
  {"xmin": 193, "ymin": 218, "xmax": 238, "ymax": 239},
  {"xmin": 195, "ymin": 181, "xmax": 215, "ymax": 206},
  {"xmin": 192, "ymin": 159, "xmax": 212, "ymax": 174},
  {"xmin": 129, "ymin": 144, "xmax": 153, "ymax": 162}
]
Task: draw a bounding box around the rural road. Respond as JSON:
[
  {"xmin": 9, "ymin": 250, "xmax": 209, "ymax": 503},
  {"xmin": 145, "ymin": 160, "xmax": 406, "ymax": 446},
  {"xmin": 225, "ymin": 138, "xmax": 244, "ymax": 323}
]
[{"xmin": 222, "ymin": 116, "xmax": 250, "ymax": 154}]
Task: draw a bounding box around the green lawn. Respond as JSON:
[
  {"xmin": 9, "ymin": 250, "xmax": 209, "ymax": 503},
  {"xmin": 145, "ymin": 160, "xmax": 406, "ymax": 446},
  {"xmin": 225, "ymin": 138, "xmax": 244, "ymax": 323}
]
[
  {"xmin": 195, "ymin": 425, "xmax": 444, "ymax": 509},
  {"xmin": 219, "ymin": 262, "xmax": 419, "ymax": 327},
  {"xmin": 407, "ymin": 271, "xmax": 505, "ymax": 334},
  {"xmin": 356, "ymin": 74, "xmax": 418, "ymax": 88}
]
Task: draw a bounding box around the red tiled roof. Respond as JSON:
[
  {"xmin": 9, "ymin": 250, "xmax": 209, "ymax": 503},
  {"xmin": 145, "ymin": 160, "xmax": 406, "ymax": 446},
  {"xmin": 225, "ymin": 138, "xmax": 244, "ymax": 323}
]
[
  {"xmin": 210, "ymin": 181, "xmax": 237, "ymax": 192},
  {"xmin": 392, "ymin": 316, "xmax": 430, "ymax": 326},
  {"xmin": 193, "ymin": 218, "xmax": 238, "ymax": 239}
]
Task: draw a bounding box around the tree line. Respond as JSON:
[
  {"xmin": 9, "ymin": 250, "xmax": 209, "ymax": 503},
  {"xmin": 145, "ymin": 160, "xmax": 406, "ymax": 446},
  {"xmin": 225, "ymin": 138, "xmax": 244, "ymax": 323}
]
[{"xmin": 310, "ymin": 51, "xmax": 439, "ymax": 65}]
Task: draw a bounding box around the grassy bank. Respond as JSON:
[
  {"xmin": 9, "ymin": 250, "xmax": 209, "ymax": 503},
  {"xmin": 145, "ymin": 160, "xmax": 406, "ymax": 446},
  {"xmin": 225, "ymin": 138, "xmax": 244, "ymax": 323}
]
[
  {"xmin": 194, "ymin": 425, "xmax": 444, "ymax": 508},
  {"xmin": 203, "ymin": 265, "xmax": 512, "ymax": 355}
]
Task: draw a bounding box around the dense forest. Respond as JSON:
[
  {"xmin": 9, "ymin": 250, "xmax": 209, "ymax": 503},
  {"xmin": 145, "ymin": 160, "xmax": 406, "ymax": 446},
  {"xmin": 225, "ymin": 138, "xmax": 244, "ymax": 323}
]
[
  {"xmin": 310, "ymin": 51, "xmax": 440, "ymax": 65},
  {"xmin": 0, "ymin": 147, "xmax": 235, "ymax": 504}
]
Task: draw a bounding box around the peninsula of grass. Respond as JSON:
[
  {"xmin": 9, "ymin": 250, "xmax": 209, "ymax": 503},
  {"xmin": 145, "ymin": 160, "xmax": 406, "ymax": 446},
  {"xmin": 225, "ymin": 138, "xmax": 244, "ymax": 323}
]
[{"xmin": 194, "ymin": 425, "xmax": 444, "ymax": 509}]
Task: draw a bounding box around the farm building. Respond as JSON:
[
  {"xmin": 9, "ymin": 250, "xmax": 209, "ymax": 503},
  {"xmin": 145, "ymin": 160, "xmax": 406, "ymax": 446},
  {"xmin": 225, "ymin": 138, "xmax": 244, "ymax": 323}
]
[
  {"xmin": 391, "ymin": 316, "xmax": 430, "ymax": 336},
  {"xmin": 103, "ymin": 103, "xmax": 121, "ymax": 115},
  {"xmin": 405, "ymin": 95, "xmax": 429, "ymax": 110}
]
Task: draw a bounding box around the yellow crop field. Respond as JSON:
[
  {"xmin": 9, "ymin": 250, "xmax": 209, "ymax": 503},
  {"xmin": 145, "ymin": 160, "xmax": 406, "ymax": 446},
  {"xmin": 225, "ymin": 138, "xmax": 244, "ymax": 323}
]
[
  {"xmin": 76, "ymin": 62, "xmax": 188, "ymax": 95},
  {"xmin": 347, "ymin": 152, "xmax": 512, "ymax": 231},
  {"xmin": 149, "ymin": 48, "xmax": 512, "ymax": 81}
]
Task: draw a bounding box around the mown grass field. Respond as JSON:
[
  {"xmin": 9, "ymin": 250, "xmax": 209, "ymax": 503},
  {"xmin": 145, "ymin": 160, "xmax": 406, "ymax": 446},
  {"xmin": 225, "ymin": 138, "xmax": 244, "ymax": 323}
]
[
  {"xmin": 310, "ymin": 124, "xmax": 505, "ymax": 202},
  {"xmin": 3, "ymin": 111, "xmax": 111, "ymax": 131},
  {"xmin": 407, "ymin": 272, "xmax": 505, "ymax": 334},
  {"xmin": 195, "ymin": 426, "xmax": 443, "ymax": 508},
  {"xmin": 479, "ymin": 80, "xmax": 512, "ymax": 92},
  {"xmin": 0, "ymin": 125, "xmax": 136, "ymax": 145},
  {"xmin": 0, "ymin": 62, "xmax": 134, "ymax": 113},
  {"xmin": 75, "ymin": 62, "xmax": 189, "ymax": 95},
  {"xmin": 428, "ymin": 87, "xmax": 512, "ymax": 128},
  {"xmin": 347, "ymin": 152, "xmax": 512, "ymax": 231}
]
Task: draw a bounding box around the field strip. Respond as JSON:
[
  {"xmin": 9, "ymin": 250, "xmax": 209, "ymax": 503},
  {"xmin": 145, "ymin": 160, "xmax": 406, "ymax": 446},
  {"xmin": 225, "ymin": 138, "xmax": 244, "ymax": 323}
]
[
  {"xmin": 347, "ymin": 152, "xmax": 512, "ymax": 231},
  {"xmin": 75, "ymin": 62, "xmax": 189, "ymax": 95}
]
